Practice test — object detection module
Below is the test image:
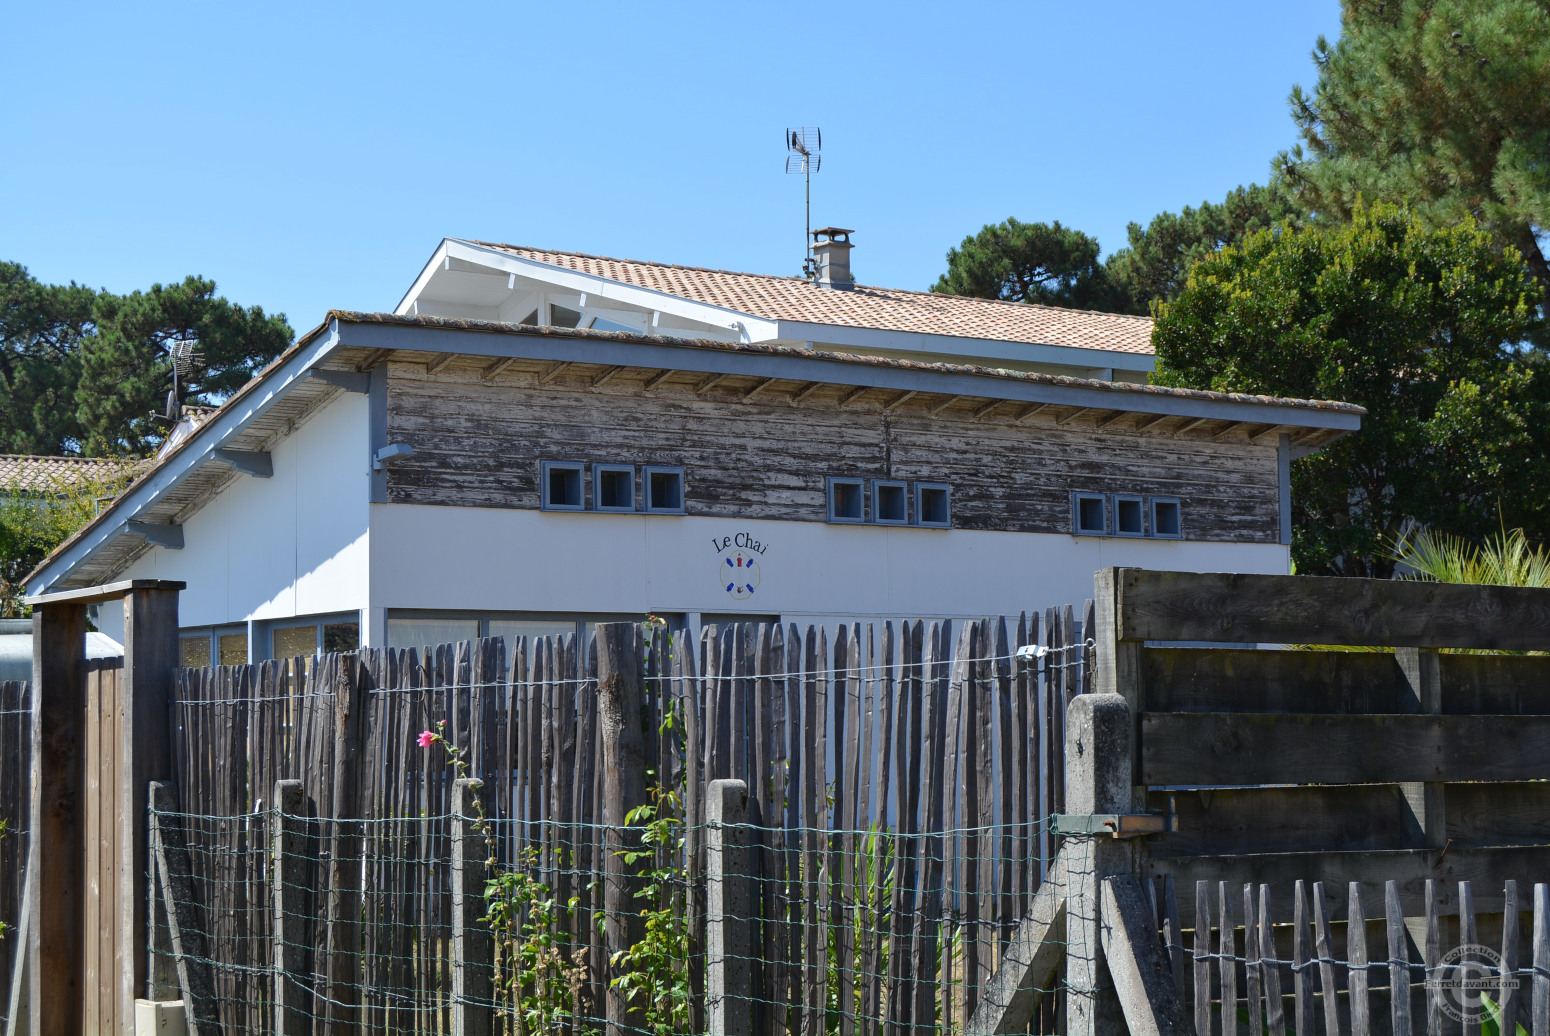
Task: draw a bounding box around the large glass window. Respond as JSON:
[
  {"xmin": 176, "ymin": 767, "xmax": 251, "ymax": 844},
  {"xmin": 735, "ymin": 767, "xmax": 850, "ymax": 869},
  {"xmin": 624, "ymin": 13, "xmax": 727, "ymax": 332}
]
[
  {"xmin": 386, "ymin": 617, "xmax": 480, "ymax": 651},
  {"xmin": 272, "ymin": 624, "xmax": 318, "ymax": 659}
]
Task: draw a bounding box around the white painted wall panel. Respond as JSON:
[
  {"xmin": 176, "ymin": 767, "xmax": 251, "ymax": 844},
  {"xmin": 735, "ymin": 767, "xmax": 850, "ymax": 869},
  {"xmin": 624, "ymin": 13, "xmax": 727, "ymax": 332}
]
[
  {"xmin": 368, "ymin": 502, "xmax": 1289, "ymax": 633},
  {"xmin": 116, "ymin": 392, "xmax": 371, "ymax": 629}
]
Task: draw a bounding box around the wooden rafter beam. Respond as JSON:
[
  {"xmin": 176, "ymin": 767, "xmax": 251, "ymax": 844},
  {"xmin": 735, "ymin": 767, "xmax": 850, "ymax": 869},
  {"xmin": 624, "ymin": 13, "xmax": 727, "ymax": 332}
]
[
  {"xmin": 1250, "ymin": 424, "xmax": 1287, "ymax": 443},
  {"xmin": 743, "ymin": 377, "xmax": 779, "ymax": 401},
  {"xmin": 1015, "ymin": 402, "xmax": 1051, "ymax": 424},
  {"xmin": 1092, "ymin": 410, "xmax": 1126, "ymax": 430},
  {"xmin": 1055, "ymin": 406, "xmax": 1090, "ymax": 426},
  {"xmin": 882, "ymin": 390, "xmax": 918, "ymax": 413},
  {"xmin": 1134, "ymin": 413, "xmax": 1172, "ymax": 432},
  {"xmin": 928, "ymin": 394, "xmax": 963, "ymax": 416},
  {"xmin": 480, "ymin": 357, "xmax": 517, "ymax": 381},
  {"xmin": 694, "ymin": 373, "xmax": 728, "ymax": 394},
  {"xmin": 839, "ymin": 386, "xmax": 871, "ymax": 408},
  {"xmin": 643, "ymin": 369, "xmax": 677, "ymax": 391},
  {"xmin": 792, "ymin": 381, "xmax": 825, "ymax": 403},
  {"xmin": 1175, "ymin": 417, "xmax": 1210, "ymax": 434},
  {"xmin": 354, "ymin": 348, "xmax": 392, "ymax": 371},
  {"xmin": 973, "ymin": 399, "xmax": 1003, "ymax": 419},
  {"xmin": 424, "ymin": 353, "xmax": 456, "ymax": 375},
  {"xmin": 1212, "ymin": 420, "xmax": 1249, "ymax": 441},
  {"xmin": 537, "ymin": 361, "xmax": 570, "ymax": 384},
  {"xmin": 592, "ymin": 365, "xmax": 625, "ymax": 388}
]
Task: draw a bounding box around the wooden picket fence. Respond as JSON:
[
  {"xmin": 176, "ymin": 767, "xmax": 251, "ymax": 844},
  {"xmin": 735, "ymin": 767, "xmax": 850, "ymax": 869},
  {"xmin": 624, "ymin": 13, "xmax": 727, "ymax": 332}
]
[
  {"xmin": 156, "ymin": 607, "xmax": 1093, "ymax": 1034},
  {"xmin": 0, "ymin": 679, "xmax": 28, "ymax": 1022},
  {"xmin": 1172, "ymin": 877, "xmax": 1549, "ymax": 1036},
  {"xmin": 974, "ymin": 569, "xmax": 1550, "ymax": 1036}
]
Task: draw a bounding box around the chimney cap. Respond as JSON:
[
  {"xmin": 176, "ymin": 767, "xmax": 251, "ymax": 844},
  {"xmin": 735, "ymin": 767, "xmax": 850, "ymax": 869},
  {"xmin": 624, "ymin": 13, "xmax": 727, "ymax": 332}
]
[{"xmin": 812, "ymin": 227, "xmax": 854, "ymax": 241}]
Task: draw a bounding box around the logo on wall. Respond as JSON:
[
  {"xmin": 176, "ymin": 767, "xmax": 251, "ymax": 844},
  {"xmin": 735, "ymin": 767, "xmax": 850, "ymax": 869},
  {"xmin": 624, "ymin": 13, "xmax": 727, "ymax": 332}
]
[{"xmin": 710, "ymin": 532, "xmax": 769, "ymax": 600}]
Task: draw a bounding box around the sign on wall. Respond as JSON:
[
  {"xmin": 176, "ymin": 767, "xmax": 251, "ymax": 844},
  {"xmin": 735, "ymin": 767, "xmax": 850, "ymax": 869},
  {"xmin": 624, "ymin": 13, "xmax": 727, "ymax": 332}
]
[{"xmin": 711, "ymin": 532, "xmax": 768, "ymax": 601}]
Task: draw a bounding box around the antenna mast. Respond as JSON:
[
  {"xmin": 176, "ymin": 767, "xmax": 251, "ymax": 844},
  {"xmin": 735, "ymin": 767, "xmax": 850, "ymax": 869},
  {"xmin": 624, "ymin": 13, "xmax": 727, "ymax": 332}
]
[{"xmin": 785, "ymin": 127, "xmax": 822, "ymax": 279}]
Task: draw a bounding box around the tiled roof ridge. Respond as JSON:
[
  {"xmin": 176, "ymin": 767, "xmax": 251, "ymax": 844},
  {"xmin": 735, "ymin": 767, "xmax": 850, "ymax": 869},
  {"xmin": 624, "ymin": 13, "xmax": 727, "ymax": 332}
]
[{"xmin": 466, "ymin": 240, "xmax": 1155, "ymax": 325}]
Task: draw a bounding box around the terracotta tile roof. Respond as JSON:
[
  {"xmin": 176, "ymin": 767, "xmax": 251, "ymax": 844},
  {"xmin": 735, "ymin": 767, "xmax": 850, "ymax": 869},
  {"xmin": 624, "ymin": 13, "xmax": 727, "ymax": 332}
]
[
  {"xmin": 0, "ymin": 455, "xmax": 139, "ymax": 493},
  {"xmin": 469, "ymin": 241, "xmax": 1156, "ymax": 357}
]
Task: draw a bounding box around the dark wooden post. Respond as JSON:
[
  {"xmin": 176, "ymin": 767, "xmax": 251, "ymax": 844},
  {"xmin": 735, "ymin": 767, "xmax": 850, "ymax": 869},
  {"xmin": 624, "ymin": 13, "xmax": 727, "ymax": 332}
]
[
  {"xmin": 272, "ymin": 779, "xmax": 309, "ymax": 1036},
  {"xmin": 123, "ymin": 585, "xmax": 181, "ymax": 1020},
  {"xmin": 28, "ymin": 597, "xmax": 87, "ymax": 1036},
  {"xmin": 597, "ymin": 621, "xmax": 648, "ymax": 1036},
  {"xmin": 25, "ymin": 577, "xmax": 183, "ymax": 1035},
  {"xmin": 452, "ymin": 778, "xmax": 494, "ymax": 1036},
  {"xmin": 322, "ymin": 653, "xmax": 366, "ymax": 1030}
]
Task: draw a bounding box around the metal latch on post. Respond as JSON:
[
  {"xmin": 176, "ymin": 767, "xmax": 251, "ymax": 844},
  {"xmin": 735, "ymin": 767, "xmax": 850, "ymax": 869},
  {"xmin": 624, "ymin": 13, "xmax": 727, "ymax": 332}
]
[{"xmin": 1052, "ymin": 813, "xmax": 1177, "ymax": 838}]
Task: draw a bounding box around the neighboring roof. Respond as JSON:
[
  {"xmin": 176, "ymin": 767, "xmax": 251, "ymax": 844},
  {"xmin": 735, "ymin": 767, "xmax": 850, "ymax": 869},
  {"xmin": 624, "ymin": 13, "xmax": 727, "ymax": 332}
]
[
  {"xmin": 470, "ymin": 241, "xmax": 1156, "ymax": 356},
  {"xmin": 26, "ymin": 312, "xmax": 1364, "ymax": 594},
  {"xmin": 0, "ymin": 454, "xmax": 138, "ymax": 494}
]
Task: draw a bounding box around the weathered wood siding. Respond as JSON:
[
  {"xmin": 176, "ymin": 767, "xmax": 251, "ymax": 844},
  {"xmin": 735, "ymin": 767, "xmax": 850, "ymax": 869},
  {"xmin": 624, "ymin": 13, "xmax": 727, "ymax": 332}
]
[{"xmin": 384, "ymin": 359, "xmax": 1281, "ymax": 543}]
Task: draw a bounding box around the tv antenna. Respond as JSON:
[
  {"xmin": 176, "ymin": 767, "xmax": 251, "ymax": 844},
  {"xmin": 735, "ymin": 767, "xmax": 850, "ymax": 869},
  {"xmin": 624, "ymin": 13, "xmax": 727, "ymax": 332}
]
[
  {"xmin": 785, "ymin": 127, "xmax": 821, "ymax": 278},
  {"xmin": 162, "ymin": 338, "xmax": 204, "ymax": 421}
]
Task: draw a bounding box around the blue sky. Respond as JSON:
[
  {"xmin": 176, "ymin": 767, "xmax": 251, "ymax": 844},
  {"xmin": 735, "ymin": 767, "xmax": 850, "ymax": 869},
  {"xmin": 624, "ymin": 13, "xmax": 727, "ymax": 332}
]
[{"xmin": 3, "ymin": 2, "xmax": 1342, "ymax": 338}]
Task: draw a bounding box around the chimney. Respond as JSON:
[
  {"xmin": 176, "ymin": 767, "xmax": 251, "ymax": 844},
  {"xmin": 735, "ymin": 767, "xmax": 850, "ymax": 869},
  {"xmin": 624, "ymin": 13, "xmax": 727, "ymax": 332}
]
[{"xmin": 810, "ymin": 227, "xmax": 855, "ymax": 290}]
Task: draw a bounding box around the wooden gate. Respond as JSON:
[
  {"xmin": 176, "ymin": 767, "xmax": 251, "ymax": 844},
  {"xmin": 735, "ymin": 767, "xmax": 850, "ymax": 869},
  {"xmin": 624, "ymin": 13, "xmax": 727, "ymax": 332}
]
[{"xmin": 975, "ymin": 567, "xmax": 1550, "ymax": 1036}]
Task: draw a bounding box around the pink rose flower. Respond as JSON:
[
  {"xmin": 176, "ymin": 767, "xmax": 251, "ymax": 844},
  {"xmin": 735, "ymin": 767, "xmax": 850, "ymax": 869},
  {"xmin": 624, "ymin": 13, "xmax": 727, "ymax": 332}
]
[{"xmin": 417, "ymin": 730, "xmax": 437, "ymax": 748}]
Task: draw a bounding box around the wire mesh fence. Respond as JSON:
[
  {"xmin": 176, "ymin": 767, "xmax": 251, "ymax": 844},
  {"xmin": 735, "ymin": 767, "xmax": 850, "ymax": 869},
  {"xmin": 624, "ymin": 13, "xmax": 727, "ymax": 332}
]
[
  {"xmin": 152, "ymin": 807, "xmax": 1093, "ymax": 1036},
  {"xmin": 151, "ymin": 608, "xmax": 1095, "ymax": 1034}
]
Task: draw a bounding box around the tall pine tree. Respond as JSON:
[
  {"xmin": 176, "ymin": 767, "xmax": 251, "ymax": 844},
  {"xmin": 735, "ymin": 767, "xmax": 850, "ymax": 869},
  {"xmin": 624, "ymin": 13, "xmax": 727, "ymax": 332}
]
[{"xmin": 1279, "ymin": 0, "xmax": 1550, "ymax": 310}]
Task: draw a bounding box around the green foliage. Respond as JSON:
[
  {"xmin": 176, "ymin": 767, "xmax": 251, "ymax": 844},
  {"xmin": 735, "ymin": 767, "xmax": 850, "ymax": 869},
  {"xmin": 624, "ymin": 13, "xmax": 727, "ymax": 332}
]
[
  {"xmin": 1482, "ymin": 993, "xmax": 1531, "ymax": 1036},
  {"xmin": 0, "ymin": 262, "xmax": 291, "ymax": 458},
  {"xmin": 1103, "ymin": 183, "xmax": 1305, "ymax": 314},
  {"xmin": 1279, "ymin": 0, "xmax": 1550, "ymax": 310},
  {"xmin": 610, "ymin": 790, "xmax": 692, "ymax": 1036},
  {"xmin": 1390, "ymin": 525, "xmax": 1550, "ymax": 588},
  {"xmin": 0, "ymin": 262, "xmax": 95, "ymax": 454},
  {"xmin": 0, "ymin": 461, "xmax": 139, "ymax": 615},
  {"xmin": 931, "ymin": 218, "xmax": 1120, "ymax": 310},
  {"xmin": 1154, "ymin": 201, "xmax": 1544, "ymax": 576}
]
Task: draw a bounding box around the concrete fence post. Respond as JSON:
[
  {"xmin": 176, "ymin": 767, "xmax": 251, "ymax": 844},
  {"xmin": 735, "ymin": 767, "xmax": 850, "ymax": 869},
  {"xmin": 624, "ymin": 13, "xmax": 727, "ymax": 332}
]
[
  {"xmin": 707, "ymin": 778, "xmax": 751, "ymax": 1036},
  {"xmin": 1063, "ymin": 692, "xmax": 1137, "ymax": 1036},
  {"xmin": 451, "ymin": 778, "xmax": 494, "ymax": 1036}
]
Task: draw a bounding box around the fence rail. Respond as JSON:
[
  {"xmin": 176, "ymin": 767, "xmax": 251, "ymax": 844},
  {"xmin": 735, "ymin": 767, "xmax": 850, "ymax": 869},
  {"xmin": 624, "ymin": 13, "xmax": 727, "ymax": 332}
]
[{"xmin": 156, "ymin": 607, "xmax": 1094, "ymax": 1035}]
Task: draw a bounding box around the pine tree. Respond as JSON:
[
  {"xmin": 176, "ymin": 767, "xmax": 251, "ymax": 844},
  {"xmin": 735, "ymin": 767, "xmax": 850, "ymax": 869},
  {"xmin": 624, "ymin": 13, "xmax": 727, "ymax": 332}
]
[
  {"xmin": 78, "ymin": 276, "xmax": 292, "ymax": 455},
  {"xmin": 1103, "ymin": 183, "xmax": 1304, "ymax": 314},
  {"xmin": 931, "ymin": 219, "xmax": 1119, "ymax": 310},
  {"xmin": 0, "ymin": 263, "xmax": 96, "ymax": 454},
  {"xmin": 1279, "ymin": 0, "xmax": 1550, "ymax": 309}
]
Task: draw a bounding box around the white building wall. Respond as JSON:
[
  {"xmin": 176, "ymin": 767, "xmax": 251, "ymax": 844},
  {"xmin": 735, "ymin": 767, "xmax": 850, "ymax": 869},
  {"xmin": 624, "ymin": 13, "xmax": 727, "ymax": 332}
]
[
  {"xmin": 368, "ymin": 503, "xmax": 1290, "ymax": 635},
  {"xmin": 100, "ymin": 392, "xmax": 371, "ymax": 639}
]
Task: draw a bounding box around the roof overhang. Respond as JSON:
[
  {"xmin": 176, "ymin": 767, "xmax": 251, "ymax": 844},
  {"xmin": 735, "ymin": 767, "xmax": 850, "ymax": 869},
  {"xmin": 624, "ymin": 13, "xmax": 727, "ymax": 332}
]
[{"xmin": 28, "ymin": 313, "xmax": 1363, "ymax": 595}]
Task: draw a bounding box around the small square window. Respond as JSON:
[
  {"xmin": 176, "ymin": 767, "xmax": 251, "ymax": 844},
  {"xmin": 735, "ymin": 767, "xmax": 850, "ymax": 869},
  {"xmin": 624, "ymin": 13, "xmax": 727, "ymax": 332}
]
[
  {"xmin": 827, "ymin": 477, "xmax": 865, "ymax": 523},
  {"xmin": 540, "ymin": 461, "xmax": 584, "ymax": 510},
  {"xmin": 645, "ymin": 466, "xmax": 685, "ymax": 514},
  {"xmin": 915, "ymin": 482, "xmax": 951, "ymax": 528},
  {"xmin": 1150, "ymin": 496, "xmax": 1182, "ymax": 538},
  {"xmin": 872, "ymin": 480, "xmax": 908, "ymax": 524},
  {"xmin": 1073, "ymin": 492, "xmax": 1107, "ymax": 535},
  {"xmin": 594, "ymin": 464, "xmax": 636, "ymax": 512},
  {"xmin": 1113, "ymin": 494, "xmax": 1145, "ymax": 537}
]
